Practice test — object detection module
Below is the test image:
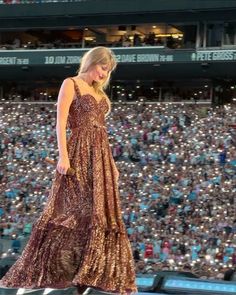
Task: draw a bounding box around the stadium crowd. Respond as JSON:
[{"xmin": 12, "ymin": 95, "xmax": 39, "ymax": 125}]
[
  {"xmin": 0, "ymin": 32, "xmax": 181, "ymax": 50},
  {"xmin": 0, "ymin": 100, "xmax": 235, "ymax": 280},
  {"xmin": 4, "ymin": 83, "xmax": 211, "ymax": 103}
]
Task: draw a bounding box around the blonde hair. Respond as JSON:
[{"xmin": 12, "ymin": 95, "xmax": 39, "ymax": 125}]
[{"xmin": 77, "ymin": 46, "xmax": 117, "ymax": 117}]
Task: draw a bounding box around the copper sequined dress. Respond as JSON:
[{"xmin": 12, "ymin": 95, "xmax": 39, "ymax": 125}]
[{"xmin": 0, "ymin": 78, "xmax": 138, "ymax": 295}]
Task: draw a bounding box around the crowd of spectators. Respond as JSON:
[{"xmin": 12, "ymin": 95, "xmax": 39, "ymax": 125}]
[
  {"xmin": 0, "ymin": 100, "xmax": 236, "ymax": 280},
  {"xmin": 0, "ymin": 32, "xmax": 182, "ymax": 50},
  {"xmin": 5, "ymin": 88, "xmax": 57, "ymax": 102},
  {"xmin": 4, "ymin": 84, "xmax": 211, "ymax": 103}
]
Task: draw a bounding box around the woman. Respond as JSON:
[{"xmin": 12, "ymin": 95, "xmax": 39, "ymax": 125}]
[{"xmin": 0, "ymin": 47, "xmax": 138, "ymax": 295}]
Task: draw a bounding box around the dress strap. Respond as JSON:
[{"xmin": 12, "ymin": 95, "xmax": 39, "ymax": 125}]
[{"xmin": 70, "ymin": 77, "xmax": 81, "ymax": 98}]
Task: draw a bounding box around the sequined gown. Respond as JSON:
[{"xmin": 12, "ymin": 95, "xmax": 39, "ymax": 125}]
[{"xmin": 0, "ymin": 78, "xmax": 138, "ymax": 295}]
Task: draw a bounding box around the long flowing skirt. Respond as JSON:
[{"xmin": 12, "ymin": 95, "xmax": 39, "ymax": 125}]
[{"xmin": 0, "ymin": 127, "xmax": 138, "ymax": 294}]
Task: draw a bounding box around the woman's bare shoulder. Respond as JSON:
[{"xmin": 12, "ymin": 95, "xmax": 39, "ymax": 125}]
[
  {"xmin": 68, "ymin": 76, "xmax": 89, "ymax": 93},
  {"xmin": 69, "ymin": 76, "xmax": 82, "ymax": 83},
  {"xmin": 62, "ymin": 76, "xmax": 74, "ymax": 84},
  {"xmin": 57, "ymin": 77, "xmax": 75, "ymax": 102},
  {"xmin": 60, "ymin": 76, "xmax": 81, "ymax": 91}
]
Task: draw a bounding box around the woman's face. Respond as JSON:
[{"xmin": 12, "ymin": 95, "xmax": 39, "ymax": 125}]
[{"xmin": 90, "ymin": 63, "xmax": 110, "ymax": 83}]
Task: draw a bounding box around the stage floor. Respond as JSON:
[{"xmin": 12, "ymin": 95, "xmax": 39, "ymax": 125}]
[{"xmin": 0, "ymin": 287, "xmax": 169, "ymax": 295}]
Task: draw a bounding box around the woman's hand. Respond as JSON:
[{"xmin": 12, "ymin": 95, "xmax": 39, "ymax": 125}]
[{"xmin": 56, "ymin": 157, "xmax": 70, "ymax": 175}]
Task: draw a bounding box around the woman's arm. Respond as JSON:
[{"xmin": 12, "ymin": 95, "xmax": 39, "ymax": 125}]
[{"xmin": 56, "ymin": 78, "xmax": 74, "ymax": 174}]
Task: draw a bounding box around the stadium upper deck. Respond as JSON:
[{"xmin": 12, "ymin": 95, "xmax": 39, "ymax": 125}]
[
  {"xmin": 1, "ymin": 0, "xmax": 236, "ymax": 104},
  {"xmin": 1, "ymin": 0, "xmax": 236, "ymax": 26}
]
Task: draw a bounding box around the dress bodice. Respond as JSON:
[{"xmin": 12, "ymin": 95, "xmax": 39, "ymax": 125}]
[{"xmin": 67, "ymin": 78, "xmax": 109, "ymax": 130}]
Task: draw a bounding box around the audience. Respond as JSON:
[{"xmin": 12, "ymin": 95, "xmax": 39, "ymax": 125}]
[{"xmin": 0, "ymin": 100, "xmax": 235, "ymax": 280}]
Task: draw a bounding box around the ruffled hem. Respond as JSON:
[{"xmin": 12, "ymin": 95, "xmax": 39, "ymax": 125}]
[
  {"xmin": 72, "ymin": 225, "xmax": 137, "ymax": 294},
  {"xmin": 0, "ymin": 221, "xmax": 137, "ymax": 294}
]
